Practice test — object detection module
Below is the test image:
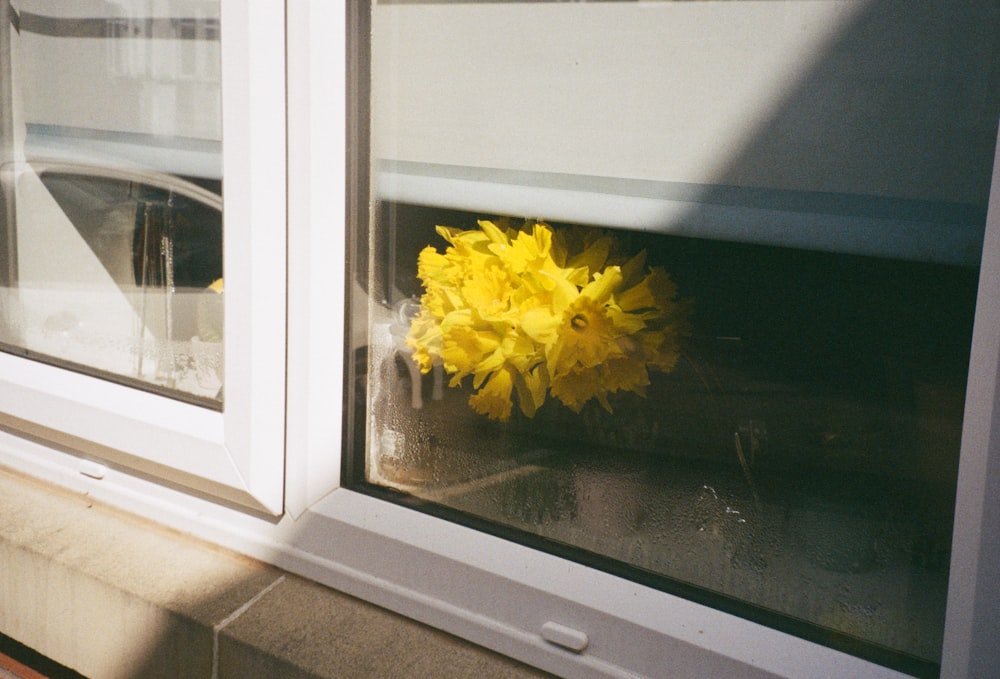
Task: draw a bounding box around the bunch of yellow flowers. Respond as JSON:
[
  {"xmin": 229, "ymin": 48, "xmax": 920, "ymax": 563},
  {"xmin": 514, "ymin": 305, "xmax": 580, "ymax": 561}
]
[{"xmin": 406, "ymin": 218, "xmax": 690, "ymax": 422}]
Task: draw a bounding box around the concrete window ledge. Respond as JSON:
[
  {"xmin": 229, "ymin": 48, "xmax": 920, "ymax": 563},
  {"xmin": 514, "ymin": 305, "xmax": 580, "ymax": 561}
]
[{"xmin": 0, "ymin": 466, "xmax": 548, "ymax": 679}]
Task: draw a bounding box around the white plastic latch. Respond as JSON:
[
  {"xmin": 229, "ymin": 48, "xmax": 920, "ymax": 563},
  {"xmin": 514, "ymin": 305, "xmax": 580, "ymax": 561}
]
[
  {"xmin": 78, "ymin": 459, "xmax": 107, "ymax": 480},
  {"xmin": 540, "ymin": 621, "xmax": 589, "ymax": 653}
]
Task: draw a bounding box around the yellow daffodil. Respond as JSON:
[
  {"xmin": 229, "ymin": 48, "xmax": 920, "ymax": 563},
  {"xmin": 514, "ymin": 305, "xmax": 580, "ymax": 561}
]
[
  {"xmin": 468, "ymin": 365, "xmax": 515, "ymax": 421},
  {"xmin": 460, "ymin": 264, "xmax": 513, "ymax": 319},
  {"xmin": 406, "ymin": 218, "xmax": 690, "ymax": 421}
]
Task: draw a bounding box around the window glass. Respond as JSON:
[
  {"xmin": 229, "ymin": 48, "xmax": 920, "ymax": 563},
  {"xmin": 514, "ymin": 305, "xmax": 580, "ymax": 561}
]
[
  {"xmin": 348, "ymin": 1, "xmax": 999, "ymax": 676},
  {"xmin": 0, "ymin": 0, "xmax": 223, "ymax": 407}
]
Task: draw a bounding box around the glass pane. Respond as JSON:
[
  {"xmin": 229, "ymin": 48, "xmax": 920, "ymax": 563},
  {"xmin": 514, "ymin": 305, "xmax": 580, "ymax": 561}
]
[
  {"xmin": 1, "ymin": 0, "xmax": 223, "ymax": 407},
  {"xmin": 349, "ymin": 1, "xmax": 1000, "ymax": 675}
]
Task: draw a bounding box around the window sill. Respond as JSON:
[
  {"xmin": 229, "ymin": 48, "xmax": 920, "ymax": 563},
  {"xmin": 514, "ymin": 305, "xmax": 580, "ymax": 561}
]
[{"xmin": 0, "ymin": 466, "xmax": 548, "ymax": 678}]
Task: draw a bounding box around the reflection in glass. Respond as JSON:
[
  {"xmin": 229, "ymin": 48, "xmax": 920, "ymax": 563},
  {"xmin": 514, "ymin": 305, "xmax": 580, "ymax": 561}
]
[{"xmin": 0, "ymin": 1, "xmax": 223, "ymax": 406}]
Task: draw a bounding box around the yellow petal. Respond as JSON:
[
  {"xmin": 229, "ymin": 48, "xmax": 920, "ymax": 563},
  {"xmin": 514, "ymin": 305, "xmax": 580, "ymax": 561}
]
[
  {"xmin": 477, "ymin": 219, "xmax": 510, "ymax": 246},
  {"xmin": 580, "ymin": 266, "xmax": 623, "ymax": 304},
  {"xmin": 471, "ymin": 348, "xmax": 507, "ymax": 388},
  {"xmin": 567, "ymin": 234, "xmax": 614, "ymax": 274},
  {"xmin": 617, "ymin": 267, "xmax": 678, "ymax": 313},
  {"xmin": 406, "ymin": 311, "xmax": 444, "ymax": 373},
  {"xmin": 438, "ymin": 314, "xmax": 501, "ymax": 377},
  {"xmin": 602, "ymin": 356, "xmax": 651, "ymax": 394},
  {"xmin": 469, "ymin": 367, "xmax": 515, "ymax": 422},
  {"xmin": 513, "ymin": 365, "xmax": 549, "ymax": 418},
  {"xmin": 618, "ymin": 250, "xmax": 648, "ymax": 289},
  {"xmin": 460, "ymin": 264, "xmax": 513, "ymax": 318},
  {"xmin": 520, "ymin": 306, "xmax": 561, "ymax": 345},
  {"xmin": 550, "ymin": 367, "xmax": 604, "ymax": 413}
]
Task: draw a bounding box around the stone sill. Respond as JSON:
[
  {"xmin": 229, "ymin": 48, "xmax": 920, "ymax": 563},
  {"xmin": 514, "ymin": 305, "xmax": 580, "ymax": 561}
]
[{"xmin": 0, "ymin": 466, "xmax": 547, "ymax": 679}]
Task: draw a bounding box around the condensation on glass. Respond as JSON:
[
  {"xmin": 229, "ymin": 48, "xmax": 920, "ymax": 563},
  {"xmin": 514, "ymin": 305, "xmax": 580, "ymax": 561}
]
[
  {"xmin": 0, "ymin": 0, "xmax": 223, "ymax": 407},
  {"xmin": 349, "ymin": 1, "xmax": 1000, "ymax": 676}
]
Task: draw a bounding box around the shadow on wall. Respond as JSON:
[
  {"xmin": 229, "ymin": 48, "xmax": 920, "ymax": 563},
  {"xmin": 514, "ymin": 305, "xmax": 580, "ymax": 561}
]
[{"xmin": 702, "ymin": 0, "xmax": 1000, "ymax": 205}]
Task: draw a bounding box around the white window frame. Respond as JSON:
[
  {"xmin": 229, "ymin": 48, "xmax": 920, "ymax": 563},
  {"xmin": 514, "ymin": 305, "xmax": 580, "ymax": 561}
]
[
  {"xmin": 0, "ymin": 0, "xmax": 286, "ymax": 515},
  {"xmin": 0, "ymin": 2, "xmax": 997, "ymax": 678},
  {"xmin": 279, "ymin": 3, "xmax": 1000, "ymax": 677}
]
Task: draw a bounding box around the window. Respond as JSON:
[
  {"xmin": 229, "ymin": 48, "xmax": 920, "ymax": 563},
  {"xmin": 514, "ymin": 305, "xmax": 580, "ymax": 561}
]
[
  {"xmin": 342, "ymin": 1, "xmax": 1000, "ymax": 677},
  {"xmin": 0, "ymin": 0, "xmax": 285, "ymax": 513},
  {"xmin": 2, "ymin": 0, "xmax": 223, "ymax": 404}
]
